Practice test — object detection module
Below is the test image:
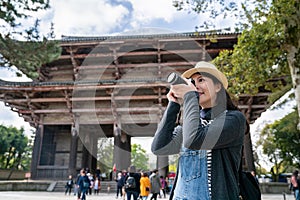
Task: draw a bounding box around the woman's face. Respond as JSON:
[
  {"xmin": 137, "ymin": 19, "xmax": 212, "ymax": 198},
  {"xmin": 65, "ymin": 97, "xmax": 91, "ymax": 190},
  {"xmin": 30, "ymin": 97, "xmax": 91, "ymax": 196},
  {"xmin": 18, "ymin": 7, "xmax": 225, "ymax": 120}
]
[{"xmin": 191, "ymin": 73, "xmax": 221, "ymax": 108}]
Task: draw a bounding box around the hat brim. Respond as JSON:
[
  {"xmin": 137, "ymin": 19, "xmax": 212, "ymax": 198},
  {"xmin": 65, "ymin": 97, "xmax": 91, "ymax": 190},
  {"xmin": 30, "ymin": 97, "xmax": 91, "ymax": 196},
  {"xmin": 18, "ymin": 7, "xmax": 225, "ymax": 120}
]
[{"xmin": 182, "ymin": 67, "xmax": 228, "ymax": 89}]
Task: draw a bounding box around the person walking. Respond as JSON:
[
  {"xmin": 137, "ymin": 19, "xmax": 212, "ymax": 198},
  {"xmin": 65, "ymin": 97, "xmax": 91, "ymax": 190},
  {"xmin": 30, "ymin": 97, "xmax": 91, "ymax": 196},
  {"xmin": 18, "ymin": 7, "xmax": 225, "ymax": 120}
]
[
  {"xmin": 77, "ymin": 169, "xmax": 91, "ymax": 200},
  {"xmin": 291, "ymin": 170, "xmax": 300, "ymax": 200},
  {"xmin": 115, "ymin": 171, "xmax": 125, "ymax": 199},
  {"xmin": 65, "ymin": 175, "xmax": 74, "ymax": 195},
  {"xmin": 93, "ymin": 176, "xmax": 101, "ymax": 195},
  {"xmin": 159, "ymin": 176, "xmax": 167, "ymax": 198},
  {"xmin": 124, "ymin": 165, "xmax": 141, "ymax": 200},
  {"xmin": 151, "ymin": 61, "xmax": 247, "ymax": 200},
  {"xmin": 87, "ymin": 173, "xmax": 94, "ymax": 195},
  {"xmin": 140, "ymin": 171, "xmax": 151, "ymax": 200},
  {"xmin": 149, "ymin": 169, "xmax": 161, "ymax": 200}
]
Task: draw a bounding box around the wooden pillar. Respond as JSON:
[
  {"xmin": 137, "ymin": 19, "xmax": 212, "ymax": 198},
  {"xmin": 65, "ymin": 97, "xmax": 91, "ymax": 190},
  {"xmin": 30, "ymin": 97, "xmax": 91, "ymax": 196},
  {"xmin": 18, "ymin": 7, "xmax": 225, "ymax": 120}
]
[
  {"xmin": 157, "ymin": 156, "xmax": 168, "ymax": 178},
  {"xmin": 80, "ymin": 126, "xmax": 98, "ymax": 173},
  {"xmin": 30, "ymin": 125, "xmax": 43, "ymax": 179},
  {"xmin": 69, "ymin": 126, "xmax": 78, "ymax": 177},
  {"xmin": 82, "ymin": 145, "xmax": 89, "ymax": 170},
  {"xmin": 90, "ymin": 137, "xmax": 98, "ymax": 173},
  {"xmin": 113, "ymin": 131, "xmax": 131, "ymax": 175}
]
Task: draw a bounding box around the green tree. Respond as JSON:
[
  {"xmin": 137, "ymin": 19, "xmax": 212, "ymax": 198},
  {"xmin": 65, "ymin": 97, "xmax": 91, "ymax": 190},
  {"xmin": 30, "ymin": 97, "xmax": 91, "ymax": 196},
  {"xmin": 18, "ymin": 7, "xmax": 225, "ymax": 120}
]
[
  {"xmin": 97, "ymin": 140, "xmax": 149, "ymax": 174},
  {"xmin": 97, "ymin": 138, "xmax": 114, "ymax": 175},
  {"xmin": 173, "ymin": 0, "xmax": 245, "ymax": 30},
  {"xmin": 131, "ymin": 143, "xmax": 149, "ymax": 171},
  {"xmin": 0, "ymin": 0, "xmax": 61, "ymax": 79},
  {"xmin": 173, "ymin": 0, "xmax": 300, "ymax": 127},
  {"xmin": 258, "ymin": 109, "xmax": 300, "ymax": 180},
  {"xmin": 0, "ymin": 124, "xmax": 31, "ymax": 170}
]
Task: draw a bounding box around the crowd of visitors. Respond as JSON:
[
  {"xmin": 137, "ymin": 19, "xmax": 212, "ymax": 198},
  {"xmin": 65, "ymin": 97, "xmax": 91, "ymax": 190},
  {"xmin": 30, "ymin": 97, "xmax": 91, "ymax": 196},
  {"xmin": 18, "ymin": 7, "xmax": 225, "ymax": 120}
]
[
  {"xmin": 114, "ymin": 165, "xmax": 169, "ymax": 200},
  {"xmin": 64, "ymin": 166, "xmax": 170, "ymax": 200}
]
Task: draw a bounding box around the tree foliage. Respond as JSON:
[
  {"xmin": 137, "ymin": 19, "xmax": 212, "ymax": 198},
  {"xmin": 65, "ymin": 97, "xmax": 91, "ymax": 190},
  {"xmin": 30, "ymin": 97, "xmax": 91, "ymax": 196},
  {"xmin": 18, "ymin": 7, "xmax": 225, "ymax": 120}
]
[
  {"xmin": 0, "ymin": 124, "xmax": 32, "ymax": 170},
  {"xmin": 97, "ymin": 138, "xmax": 114, "ymax": 174},
  {"xmin": 258, "ymin": 109, "xmax": 300, "ymax": 178},
  {"xmin": 131, "ymin": 143, "xmax": 149, "ymax": 171},
  {"xmin": 211, "ymin": 0, "xmax": 295, "ymax": 95},
  {"xmin": 0, "ymin": 0, "xmax": 61, "ymax": 79},
  {"xmin": 173, "ymin": 0, "xmax": 300, "ymax": 125},
  {"xmin": 173, "ymin": 0, "xmax": 244, "ymax": 30},
  {"xmin": 97, "ymin": 140, "xmax": 149, "ymax": 174}
]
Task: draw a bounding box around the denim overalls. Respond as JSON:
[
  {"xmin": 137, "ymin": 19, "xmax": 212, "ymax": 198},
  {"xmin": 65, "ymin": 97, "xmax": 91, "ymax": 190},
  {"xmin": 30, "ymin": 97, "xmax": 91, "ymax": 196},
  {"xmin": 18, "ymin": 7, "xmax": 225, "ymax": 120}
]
[{"xmin": 173, "ymin": 147, "xmax": 210, "ymax": 200}]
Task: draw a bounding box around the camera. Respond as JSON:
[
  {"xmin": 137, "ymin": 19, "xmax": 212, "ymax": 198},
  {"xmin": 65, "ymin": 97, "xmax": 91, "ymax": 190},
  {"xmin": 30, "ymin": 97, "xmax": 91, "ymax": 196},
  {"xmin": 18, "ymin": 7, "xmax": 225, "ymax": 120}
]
[{"xmin": 167, "ymin": 72, "xmax": 187, "ymax": 85}]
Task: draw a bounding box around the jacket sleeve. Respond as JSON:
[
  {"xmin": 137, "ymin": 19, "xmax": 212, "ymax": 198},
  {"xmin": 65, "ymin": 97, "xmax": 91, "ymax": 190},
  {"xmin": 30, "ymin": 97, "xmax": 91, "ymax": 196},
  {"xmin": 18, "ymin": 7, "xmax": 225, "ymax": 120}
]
[
  {"xmin": 151, "ymin": 101, "xmax": 183, "ymax": 155},
  {"xmin": 182, "ymin": 91, "xmax": 246, "ymax": 150}
]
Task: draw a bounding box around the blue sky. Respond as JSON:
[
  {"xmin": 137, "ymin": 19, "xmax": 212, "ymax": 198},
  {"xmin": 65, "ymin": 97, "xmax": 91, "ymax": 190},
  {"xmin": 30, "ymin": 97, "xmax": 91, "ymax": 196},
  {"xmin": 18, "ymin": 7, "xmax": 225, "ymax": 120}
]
[
  {"xmin": 34, "ymin": 0, "xmax": 202, "ymax": 37},
  {"xmin": 21, "ymin": 0, "xmax": 236, "ymax": 38},
  {"xmin": 0, "ymin": 0, "xmax": 234, "ymax": 133}
]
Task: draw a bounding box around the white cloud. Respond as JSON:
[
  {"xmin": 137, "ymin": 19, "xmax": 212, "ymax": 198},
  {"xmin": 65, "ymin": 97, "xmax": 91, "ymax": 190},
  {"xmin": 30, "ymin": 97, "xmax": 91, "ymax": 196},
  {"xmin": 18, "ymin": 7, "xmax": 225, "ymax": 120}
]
[
  {"xmin": 50, "ymin": 0, "xmax": 130, "ymax": 36},
  {"xmin": 0, "ymin": 102, "xmax": 33, "ymax": 136},
  {"xmin": 128, "ymin": 0, "xmax": 177, "ymax": 28},
  {"xmin": 27, "ymin": 0, "xmax": 201, "ymax": 37},
  {"xmin": 0, "ymin": 67, "xmax": 31, "ymax": 82}
]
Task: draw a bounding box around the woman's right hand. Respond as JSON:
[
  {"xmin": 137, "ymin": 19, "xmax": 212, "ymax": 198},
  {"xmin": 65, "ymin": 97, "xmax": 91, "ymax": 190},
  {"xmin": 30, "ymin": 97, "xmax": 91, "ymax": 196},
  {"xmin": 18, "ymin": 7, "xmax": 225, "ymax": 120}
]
[{"xmin": 167, "ymin": 89, "xmax": 179, "ymax": 104}]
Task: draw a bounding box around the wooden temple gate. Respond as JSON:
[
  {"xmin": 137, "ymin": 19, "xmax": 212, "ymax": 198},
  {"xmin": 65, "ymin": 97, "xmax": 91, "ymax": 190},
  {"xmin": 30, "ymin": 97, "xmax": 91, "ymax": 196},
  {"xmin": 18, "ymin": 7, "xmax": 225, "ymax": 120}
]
[{"xmin": 0, "ymin": 32, "xmax": 271, "ymax": 180}]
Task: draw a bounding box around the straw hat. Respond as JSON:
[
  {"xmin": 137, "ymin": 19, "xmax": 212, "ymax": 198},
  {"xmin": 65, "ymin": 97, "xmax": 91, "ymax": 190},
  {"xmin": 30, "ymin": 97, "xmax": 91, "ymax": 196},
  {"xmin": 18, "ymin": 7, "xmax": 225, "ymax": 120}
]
[{"xmin": 182, "ymin": 61, "xmax": 228, "ymax": 89}]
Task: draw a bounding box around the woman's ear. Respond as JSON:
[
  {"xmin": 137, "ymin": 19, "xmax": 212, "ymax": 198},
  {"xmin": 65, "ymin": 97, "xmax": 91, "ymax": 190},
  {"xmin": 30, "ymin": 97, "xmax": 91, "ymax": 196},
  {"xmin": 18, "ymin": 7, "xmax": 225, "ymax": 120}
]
[{"xmin": 215, "ymin": 83, "xmax": 222, "ymax": 93}]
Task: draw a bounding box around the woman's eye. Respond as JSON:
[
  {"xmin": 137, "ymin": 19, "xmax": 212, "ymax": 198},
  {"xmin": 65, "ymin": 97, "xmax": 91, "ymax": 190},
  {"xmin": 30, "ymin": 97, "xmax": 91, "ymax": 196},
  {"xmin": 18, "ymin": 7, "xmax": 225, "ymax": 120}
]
[{"xmin": 198, "ymin": 78, "xmax": 204, "ymax": 82}]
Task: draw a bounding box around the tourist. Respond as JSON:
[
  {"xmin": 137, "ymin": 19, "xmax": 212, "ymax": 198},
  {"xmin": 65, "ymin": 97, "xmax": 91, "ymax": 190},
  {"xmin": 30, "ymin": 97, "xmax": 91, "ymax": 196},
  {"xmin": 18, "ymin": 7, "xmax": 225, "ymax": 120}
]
[
  {"xmin": 64, "ymin": 175, "xmax": 74, "ymax": 195},
  {"xmin": 140, "ymin": 171, "xmax": 151, "ymax": 200},
  {"xmin": 151, "ymin": 61, "xmax": 247, "ymax": 199}
]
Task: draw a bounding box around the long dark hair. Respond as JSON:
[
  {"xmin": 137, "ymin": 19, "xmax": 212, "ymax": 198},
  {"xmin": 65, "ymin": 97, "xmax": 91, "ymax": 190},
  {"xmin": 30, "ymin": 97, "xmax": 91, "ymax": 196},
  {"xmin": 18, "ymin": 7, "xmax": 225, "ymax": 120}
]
[
  {"xmin": 208, "ymin": 73, "xmax": 249, "ymax": 134},
  {"xmin": 216, "ymin": 87, "xmax": 239, "ymax": 111}
]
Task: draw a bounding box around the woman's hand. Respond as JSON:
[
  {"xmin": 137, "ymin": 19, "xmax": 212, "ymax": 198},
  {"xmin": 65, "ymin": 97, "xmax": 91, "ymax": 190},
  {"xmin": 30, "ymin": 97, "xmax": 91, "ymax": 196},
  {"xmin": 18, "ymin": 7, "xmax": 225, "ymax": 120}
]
[{"xmin": 167, "ymin": 80, "xmax": 196, "ymax": 103}]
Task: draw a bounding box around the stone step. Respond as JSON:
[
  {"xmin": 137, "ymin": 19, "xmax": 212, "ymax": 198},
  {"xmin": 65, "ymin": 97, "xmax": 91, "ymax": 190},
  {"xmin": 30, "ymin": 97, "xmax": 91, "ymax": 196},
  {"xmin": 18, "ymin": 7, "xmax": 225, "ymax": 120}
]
[{"xmin": 53, "ymin": 181, "xmax": 118, "ymax": 193}]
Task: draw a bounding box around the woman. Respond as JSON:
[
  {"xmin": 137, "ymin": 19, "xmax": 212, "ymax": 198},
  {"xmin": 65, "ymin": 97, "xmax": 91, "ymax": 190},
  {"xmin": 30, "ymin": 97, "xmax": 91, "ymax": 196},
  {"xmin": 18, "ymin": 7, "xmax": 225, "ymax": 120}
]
[
  {"xmin": 93, "ymin": 176, "xmax": 101, "ymax": 195},
  {"xmin": 140, "ymin": 171, "xmax": 151, "ymax": 200},
  {"xmin": 77, "ymin": 169, "xmax": 90, "ymax": 200},
  {"xmin": 151, "ymin": 61, "xmax": 246, "ymax": 200}
]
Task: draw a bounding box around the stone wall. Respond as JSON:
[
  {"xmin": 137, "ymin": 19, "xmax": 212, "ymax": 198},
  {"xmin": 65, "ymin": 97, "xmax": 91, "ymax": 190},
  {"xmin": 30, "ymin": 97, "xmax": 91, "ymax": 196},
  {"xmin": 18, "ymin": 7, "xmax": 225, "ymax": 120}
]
[
  {"xmin": 259, "ymin": 182, "xmax": 291, "ymax": 194},
  {"xmin": 0, "ymin": 170, "xmax": 27, "ymax": 180},
  {"xmin": 0, "ymin": 181, "xmax": 51, "ymax": 191}
]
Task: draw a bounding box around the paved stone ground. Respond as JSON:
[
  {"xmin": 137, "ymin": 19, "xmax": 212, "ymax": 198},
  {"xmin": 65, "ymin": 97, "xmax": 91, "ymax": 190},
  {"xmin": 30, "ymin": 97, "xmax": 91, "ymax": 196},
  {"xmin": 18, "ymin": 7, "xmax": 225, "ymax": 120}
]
[{"xmin": 0, "ymin": 191, "xmax": 295, "ymax": 200}]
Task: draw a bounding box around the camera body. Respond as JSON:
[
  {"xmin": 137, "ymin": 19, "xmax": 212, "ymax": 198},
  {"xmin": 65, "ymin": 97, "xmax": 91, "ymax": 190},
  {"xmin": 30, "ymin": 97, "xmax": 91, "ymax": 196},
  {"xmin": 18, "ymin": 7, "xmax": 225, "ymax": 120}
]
[{"xmin": 167, "ymin": 72, "xmax": 187, "ymax": 85}]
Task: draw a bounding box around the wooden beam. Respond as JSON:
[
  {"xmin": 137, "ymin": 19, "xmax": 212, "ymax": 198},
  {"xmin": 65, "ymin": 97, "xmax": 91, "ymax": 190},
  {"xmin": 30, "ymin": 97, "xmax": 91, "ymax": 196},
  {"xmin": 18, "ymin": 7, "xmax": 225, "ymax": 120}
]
[
  {"xmin": 59, "ymin": 34, "xmax": 238, "ymax": 47},
  {"xmin": 238, "ymin": 93, "xmax": 271, "ymax": 97},
  {"xmin": 18, "ymin": 107, "xmax": 164, "ymax": 114},
  {"xmin": 238, "ymin": 104, "xmax": 269, "ymax": 109},
  {"xmin": 72, "ymin": 61, "xmax": 195, "ymax": 70},
  {"xmin": 59, "ymin": 48, "xmax": 227, "ymax": 60},
  {"xmin": 4, "ymin": 95, "xmax": 167, "ymax": 103},
  {"xmin": 0, "ymin": 83, "xmax": 169, "ymax": 91}
]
